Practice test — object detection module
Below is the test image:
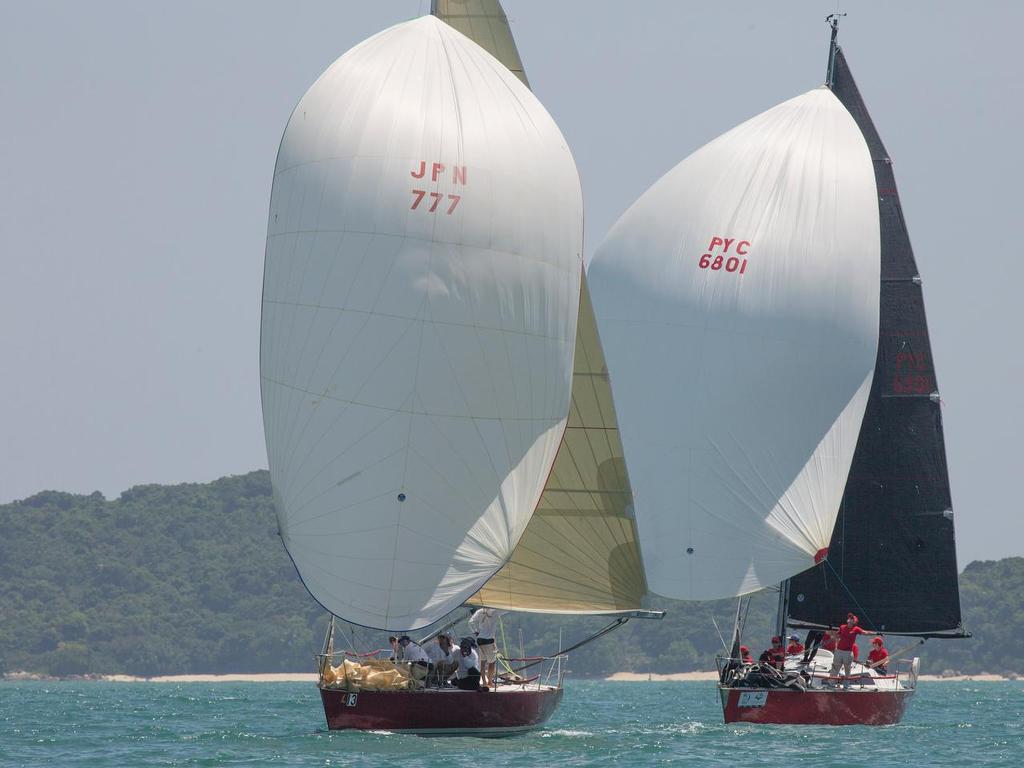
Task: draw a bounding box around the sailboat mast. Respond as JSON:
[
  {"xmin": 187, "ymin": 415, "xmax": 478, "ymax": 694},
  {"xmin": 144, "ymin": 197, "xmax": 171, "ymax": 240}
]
[
  {"xmin": 824, "ymin": 12, "xmax": 846, "ymax": 88},
  {"xmin": 776, "ymin": 580, "xmax": 790, "ymax": 643}
]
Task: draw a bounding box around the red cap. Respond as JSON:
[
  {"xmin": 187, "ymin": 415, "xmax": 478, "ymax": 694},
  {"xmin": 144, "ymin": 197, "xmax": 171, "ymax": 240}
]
[
  {"xmin": 872, "ymin": 636, "xmax": 884, "ymax": 645},
  {"xmin": 771, "ymin": 636, "xmax": 781, "ymax": 644},
  {"xmin": 740, "ymin": 645, "xmax": 750, "ymax": 653}
]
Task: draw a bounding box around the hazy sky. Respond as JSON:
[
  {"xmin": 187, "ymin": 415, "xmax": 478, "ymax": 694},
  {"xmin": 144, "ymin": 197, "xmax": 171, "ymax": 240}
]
[{"xmin": 2, "ymin": 1, "xmax": 1020, "ymax": 566}]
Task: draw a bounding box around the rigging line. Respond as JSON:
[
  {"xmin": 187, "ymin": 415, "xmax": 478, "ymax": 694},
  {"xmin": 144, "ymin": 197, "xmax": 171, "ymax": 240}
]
[
  {"xmin": 823, "ymin": 557, "xmax": 876, "ymax": 630},
  {"xmin": 711, "ymin": 614, "xmax": 728, "ymax": 654},
  {"xmin": 510, "ymin": 617, "xmax": 630, "ymax": 674}
]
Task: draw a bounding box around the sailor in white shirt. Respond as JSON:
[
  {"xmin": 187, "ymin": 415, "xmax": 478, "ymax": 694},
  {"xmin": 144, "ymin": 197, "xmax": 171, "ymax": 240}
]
[
  {"xmin": 469, "ymin": 607, "xmax": 504, "ymax": 688},
  {"xmin": 424, "ymin": 637, "xmax": 447, "ymax": 665},
  {"xmin": 424, "ymin": 635, "xmax": 454, "ymax": 685},
  {"xmin": 397, "ymin": 635, "xmax": 431, "ymax": 683},
  {"xmin": 453, "ymin": 638, "xmax": 481, "ymax": 690},
  {"xmin": 397, "ymin": 636, "xmax": 430, "ymax": 664}
]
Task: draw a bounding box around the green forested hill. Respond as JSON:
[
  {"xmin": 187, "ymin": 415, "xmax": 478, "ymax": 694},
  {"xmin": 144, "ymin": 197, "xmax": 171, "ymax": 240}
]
[{"xmin": 0, "ymin": 471, "xmax": 1016, "ymax": 676}]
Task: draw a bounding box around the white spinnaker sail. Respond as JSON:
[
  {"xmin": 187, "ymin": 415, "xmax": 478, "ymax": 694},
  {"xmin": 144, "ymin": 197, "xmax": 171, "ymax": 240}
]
[
  {"xmin": 589, "ymin": 87, "xmax": 880, "ymax": 601},
  {"xmin": 260, "ymin": 16, "xmax": 583, "ymax": 630}
]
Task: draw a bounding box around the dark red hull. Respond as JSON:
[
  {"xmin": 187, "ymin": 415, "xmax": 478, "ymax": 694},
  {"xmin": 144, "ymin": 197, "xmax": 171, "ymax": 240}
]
[
  {"xmin": 320, "ymin": 686, "xmax": 563, "ymax": 736},
  {"xmin": 720, "ymin": 686, "xmax": 913, "ymax": 725}
]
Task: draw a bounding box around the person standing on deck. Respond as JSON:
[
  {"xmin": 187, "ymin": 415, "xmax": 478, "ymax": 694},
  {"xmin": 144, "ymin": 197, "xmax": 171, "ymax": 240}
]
[
  {"xmin": 829, "ymin": 613, "xmax": 877, "ymax": 681},
  {"xmin": 469, "ymin": 607, "xmax": 504, "ymax": 689}
]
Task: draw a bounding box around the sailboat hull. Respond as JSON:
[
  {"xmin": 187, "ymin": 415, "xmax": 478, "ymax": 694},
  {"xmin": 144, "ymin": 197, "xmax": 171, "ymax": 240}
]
[
  {"xmin": 719, "ymin": 685, "xmax": 913, "ymax": 725},
  {"xmin": 320, "ymin": 685, "xmax": 563, "ymax": 736}
]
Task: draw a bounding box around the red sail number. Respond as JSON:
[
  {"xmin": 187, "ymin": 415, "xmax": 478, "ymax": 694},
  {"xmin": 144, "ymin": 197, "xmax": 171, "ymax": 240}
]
[
  {"xmin": 410, "ymin": 161, "xmax": 465, "ymax": 215},
  {"xmin": 698, "ymin": 236, "xmax": 749, "ymax": 274}
]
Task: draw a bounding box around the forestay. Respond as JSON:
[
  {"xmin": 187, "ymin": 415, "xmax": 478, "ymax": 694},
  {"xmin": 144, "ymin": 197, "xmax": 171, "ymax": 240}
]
[
  {"xmin": 260, "ymin": 16, "xmax": 583, "ymax": 630},
  {"xmin": 589, "ymin": 88, "xmax": 880, "ymax": 601}
]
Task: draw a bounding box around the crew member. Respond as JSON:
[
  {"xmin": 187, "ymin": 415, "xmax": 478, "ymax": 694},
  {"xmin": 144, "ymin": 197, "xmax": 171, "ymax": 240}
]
[
  {"xmin": 829, "ymin": 613, "xmax": 877, "ymax": 681},
  {"xmin": 740, "ymin": 645, "xmax": 754, "ymax": 664},
  {"xmin": 820, "ymin": 629, "xmax": 837, "ymax": 653},
  {"xmin": 868, "ymin": 636, "xmax": 889, "ymax": 674},
  {"xmin": 425, "ymin": 634, "xmax": 454, "ymax": 685},
  {"xmin": 801, "ymin": 628, "xmax": 832, "ymax": 664},
  {"xmin": 786, "ymin": 634, "xmax": 804, "ymax": 655},
  {"xmin": 452, "ymin": 637, "xmax": 482, "ymax": 691},
  {"xmin": 759, "ymin": 636, "xmax": 785, "ymax": 669},
  {"xmin": 398, "ymin": 635, "xmax": 432, "ymax": 682},
  {"xmin": 469, "ymin": 607, "xmax": 504, "ymax": 689}
]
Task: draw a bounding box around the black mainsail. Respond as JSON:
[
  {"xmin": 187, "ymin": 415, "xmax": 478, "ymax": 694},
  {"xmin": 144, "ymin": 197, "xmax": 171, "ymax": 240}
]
[{"xmin": 787, "ymin": 27, "xmax": 967, "ymax": 638}]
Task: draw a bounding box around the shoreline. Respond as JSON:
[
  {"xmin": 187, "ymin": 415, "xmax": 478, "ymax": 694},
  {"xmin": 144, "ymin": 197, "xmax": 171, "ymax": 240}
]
[
  {"xmin": 604, "ymin": 671, "xmax": 1015, "ymax": 683},
  {"xmin": 3, "ymin": 671, "xmax": 1018, "ymax": 683},
  {"xmin": 3, "ymin": 672, "xmax": 319, "ymax": 683}
]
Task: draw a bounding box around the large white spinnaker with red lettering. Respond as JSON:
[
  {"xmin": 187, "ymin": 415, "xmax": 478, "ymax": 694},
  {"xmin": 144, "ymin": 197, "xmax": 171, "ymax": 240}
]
[
  {"xmin": 260, "ymin": 15, "xmax": 583, "ymax": 631},
  {"xmin": 588, "ymin": 87, "xmax": 880, "ymax": 601}
]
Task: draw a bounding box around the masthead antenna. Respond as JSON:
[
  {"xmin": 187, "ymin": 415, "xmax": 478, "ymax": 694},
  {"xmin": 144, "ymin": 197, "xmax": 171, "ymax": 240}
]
[{"xmin": 825, "ymin": 12, "xmax": 846, "ymax": 89}]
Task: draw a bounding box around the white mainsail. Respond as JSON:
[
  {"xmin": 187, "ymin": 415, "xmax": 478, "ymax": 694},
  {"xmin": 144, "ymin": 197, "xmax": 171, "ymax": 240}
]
[
  {"xmin": 589, "ymin": 88, "xmax": 880, "ymax": 601},
  {"xmin": 260, "ymin": 16, "xmax": 583, "ymax": 630}
]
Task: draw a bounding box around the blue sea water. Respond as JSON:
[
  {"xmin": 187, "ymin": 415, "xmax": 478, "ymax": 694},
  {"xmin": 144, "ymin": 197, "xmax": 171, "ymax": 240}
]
[{"xmin": 1, "ymin": 680, "xmax": 1020, "ymax": 767}]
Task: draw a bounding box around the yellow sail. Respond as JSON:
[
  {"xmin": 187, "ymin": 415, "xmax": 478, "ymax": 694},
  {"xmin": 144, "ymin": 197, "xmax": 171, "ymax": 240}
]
[
  {"xmin": 433, "ymin": 1, "xmax": 646, "ymax": 614},
  {"xmin": 431, "ymin": 0, "xmax": 529, "ymax": 87},
  {"xmin": 470, "ymin": 276, "xmax": 647, "ymax": 611}
]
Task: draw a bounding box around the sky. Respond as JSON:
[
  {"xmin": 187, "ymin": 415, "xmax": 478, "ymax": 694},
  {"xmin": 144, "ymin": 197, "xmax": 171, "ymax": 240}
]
[{"xmin": 1, "ymin": 1, "xmax": 1020, "ymax": 566}]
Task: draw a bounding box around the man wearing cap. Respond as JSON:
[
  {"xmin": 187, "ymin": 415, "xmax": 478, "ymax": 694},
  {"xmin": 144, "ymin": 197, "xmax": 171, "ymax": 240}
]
[
  {"xmin": 868, "ymin": 636, "xmax": 889, "ymax": 674},
  {"xmin": 786, "ymin": 634, "xmax": 804, "ymax": 656},
  {"xmin": 740, "ymin": 645, "xmax": 754, "ymax": 664},
  {"xmin": 829, "ymin": 613, "xmax": 878, "ymax": 682},
  {"xmin": 451, "ymin": 637, "xmax": 482, "ymax": 690}
]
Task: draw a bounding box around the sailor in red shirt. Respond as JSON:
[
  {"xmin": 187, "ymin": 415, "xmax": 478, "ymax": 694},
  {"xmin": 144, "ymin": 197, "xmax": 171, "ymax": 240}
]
[
  {"xmin": 740, "ymin": 645, "xmax": 754, "ymax": 664},
  {"xmin": 867, "ymin": 636, "xmax": 889, "ymax": 674},
  {"xmin": 786, "ymin": 634, "xmax": 804, "ymax": 656},
  {"xmin": 820, "ymin": 629, "xmax": 837, "ymax": 652},
  {"xmin": 759, "ymin": 636, "xmax": 786, "ymax": 670},
  {"xmin": 829, "ymin": 613, "xmax": 878, "ymax": 680}
]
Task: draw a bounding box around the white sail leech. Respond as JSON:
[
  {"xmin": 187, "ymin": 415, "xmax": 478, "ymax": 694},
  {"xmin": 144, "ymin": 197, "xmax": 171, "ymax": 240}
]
[
  {"xmin": 589, "ymin": 87, "xmax": 880, "ymax": 601},
  {"xmin": 260, "ymin": 16, "xmax": 583, "ymax": 630}
]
